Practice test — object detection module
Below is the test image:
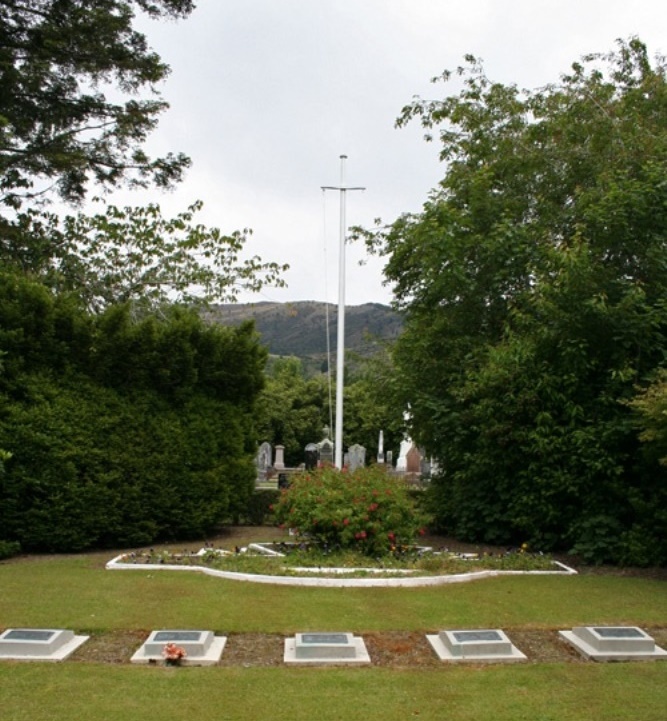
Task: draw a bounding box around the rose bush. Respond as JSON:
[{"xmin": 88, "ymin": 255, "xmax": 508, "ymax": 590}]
[{"xmin": 272, "ymin": 466, "xmax": 427, "ymax": 556}]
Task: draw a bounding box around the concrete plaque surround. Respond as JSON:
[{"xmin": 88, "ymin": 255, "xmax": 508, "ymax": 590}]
[
  {"xmin": 284, "ymin": 631, "xmax": 370, "ymax": 664},
  {"xmin": 0, "ymin": 628, "xmax": 89, "ymax": 661},
  {"xmin": 131, "ymin": 629, "xmax": 227, "ymax": 666},
  {"xmin": 559, "ymin": 626, "xmax": 667, "ymax": 661},
  {"xmin": 427, "ymin": 628, "xmax": 526, "ymax": 662}
]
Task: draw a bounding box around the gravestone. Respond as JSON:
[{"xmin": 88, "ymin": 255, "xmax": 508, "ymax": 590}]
[
  {"xmin": 427, "ymin": 628, "xmax": 526, "ymax": 662},
  {"xmin": 318, "ymin": 438, "xmax": 334, "ymax": 466},
  {"xmin": 131, "ymin": 629, "xmax": 227, "ymax": 666},
  {"xmin": 304, "ymin": 443, "xmax": 318, "ymax": 470},
  {"xmin": 284, "ymin": 631, "xmax": 370, "ymax": 664},
  {"xmin": 278, "ymin": 473, "xmax": 290, "ymax": 489},
  {"xmin": 406, "ymin": 445, "xmax": 422, "ymax": 474},
  {"xmin": 396, "ymin": 438, "xmax": 411, "ymax": 471},
  {"xmin": 347, "ymin": 444, "xmax": 366, "ymax": 472},
  {"xmin": 0, "ymin": 628, "xmax": 89, "ymax": 661},
  {"xmin": 274, "ymin": 445, "xmax": 285, "ymax": 470},
  {"xmin": 256, "ymin": 442, "xmax": 272, "ymax": 480},
  {"xmin": 377, "ymin": 430, "xmax": 385, "ymax": 464},
  {"xmin": 559, "ymin": 626, "xmax": 667, "ymax": 661}
]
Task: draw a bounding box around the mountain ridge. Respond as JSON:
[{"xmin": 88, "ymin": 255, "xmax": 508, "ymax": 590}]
[{"xmin": 204, "ymin": 301, "xmax": 402, "ymax": 361}]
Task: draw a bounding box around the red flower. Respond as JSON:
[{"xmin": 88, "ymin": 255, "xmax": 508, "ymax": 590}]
[{"xmin": 343, "ymin": 518, "xmax": 349, "ymax": 526}]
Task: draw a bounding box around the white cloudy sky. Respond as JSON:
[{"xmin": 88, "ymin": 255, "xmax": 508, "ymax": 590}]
[{"xmin": 116, "ymin": 0, "xmax": 666, "ymax": 306}]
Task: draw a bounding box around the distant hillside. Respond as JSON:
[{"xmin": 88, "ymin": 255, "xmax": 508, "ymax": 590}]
[{"xmin": 205, "ymin": 301, "xmax": 402, "ymax": 363}]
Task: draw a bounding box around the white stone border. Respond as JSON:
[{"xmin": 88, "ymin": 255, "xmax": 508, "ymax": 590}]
[{"xmin": 106, "ymin": 553, "xmax": 577, "ymax": 587}]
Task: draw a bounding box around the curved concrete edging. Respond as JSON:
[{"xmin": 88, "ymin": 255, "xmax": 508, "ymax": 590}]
[{"xmin": 105, "ymin": 555, "xmax": 577, "ymax": 588}]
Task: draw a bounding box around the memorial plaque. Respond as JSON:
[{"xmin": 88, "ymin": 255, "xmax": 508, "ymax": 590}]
[
  {"xmin": 154, "ymin": 631, "xmax": 202, "ymax": 643},
  {"xmin": 0, "ymin": 628, "xmax": 87, "ymax": 660},
  {"xmin": 301, "ymin": 633, "xmax": 348, "ymax": 644},
  {"xmin": 143, "ymin": 629, "xmax": 215, "ymax": 656},
  {"xmin": 593, "ymin": 627, "xmax": 644, "ymax": 639},
  {"xmin": 559, "ymin": 625, "xmax": 666, "ymax": 660},
  {"xmin": 4, "ymin": 630, "xmax": 55, "ymax": 642},
  {"xmin": 431, "ymin": 628, "xmax": 522, "ymax": 661},
  {"xmin": 132, "ymin": 629, "xmax": 226, "ymax": 665},
  {"xmin": 453, "ymin": 631, "xmax": 502, "ymax": 643},
  {"xmin": 288, "ymin": 631, "xmax": 369, "ymax": 663}
]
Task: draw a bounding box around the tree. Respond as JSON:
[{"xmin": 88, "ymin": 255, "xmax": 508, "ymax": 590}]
[
  {"xmin": 254, "ymin": 357, "xmax": 330, "ymax": 467},
  {"xmin": 363, "ymin": 38, "xmax": 667, "ymax": 564},
  {"xmin": 0, "ymin": 0, "xmax": 194, "ymax": 209},
  {"xmin": 0, "ymin": 199, "xmax": 288, "ymax": 310}
]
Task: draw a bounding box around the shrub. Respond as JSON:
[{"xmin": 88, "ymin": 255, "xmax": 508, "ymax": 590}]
[
  {"xmin": 272, "ymin": 466, "xmax": 428, "ymax": 557},
  {"xmin": 0, "ymin": 540, "xmax": 21, "ymax": 560}
]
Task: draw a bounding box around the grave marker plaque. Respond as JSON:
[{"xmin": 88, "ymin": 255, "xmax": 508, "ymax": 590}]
[
  {"xmin": 559, "ymin": 625, "xmax": 667, "ymax": 660},
  {"xmin": 427, "ymin": 628, "xmax": 526, "ymax": 662},
  {"xmin": 285, "ymin": 631, "xmax": 370, "ymax": 663},
  {"xmin": 0, "ymin": 628, "xmax": 88, "ymax": 661}
]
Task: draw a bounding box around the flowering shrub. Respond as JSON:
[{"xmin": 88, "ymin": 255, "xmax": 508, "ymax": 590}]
[{"xmin": 272, "ymin": 466, "xmax": 428, "ymax": 556}]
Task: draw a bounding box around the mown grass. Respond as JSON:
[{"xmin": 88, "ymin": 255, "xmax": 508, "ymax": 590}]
[
  {"xmin": 1, "ymin": 662, "xmax": 666, "ymax": 721},
  {"xmin": 1, "ymin": 553, "xmax": 666, "ymax": 632},
  {"xmin": 0, "ymin": 546, "xmax": 666, "ymax": 721}
]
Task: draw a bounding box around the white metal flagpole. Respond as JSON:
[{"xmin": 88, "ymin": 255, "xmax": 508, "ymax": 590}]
[{"xmin": 322, "ymin": 155, "xmax": 365, "ymax": 468}]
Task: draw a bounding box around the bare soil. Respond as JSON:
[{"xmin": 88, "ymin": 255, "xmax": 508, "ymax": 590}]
[{"xmin": 68, "ymin": 627, "xmax": 667, "ymax": 667}]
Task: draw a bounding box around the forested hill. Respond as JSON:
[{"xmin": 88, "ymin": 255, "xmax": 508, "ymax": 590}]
[{"xmin": 205, "ymin": 301, "xmax": 402, "ymax": 360}]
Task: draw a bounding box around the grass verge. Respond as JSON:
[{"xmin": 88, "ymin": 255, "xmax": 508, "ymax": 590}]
[{"xmin": 0, "ymin": 662, "xmax": 666, "ymax": 721}]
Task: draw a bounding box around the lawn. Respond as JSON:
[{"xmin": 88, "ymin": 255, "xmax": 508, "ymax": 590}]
[{"xmin": 0, "ymin": 532, "xmax": 666, "ymax": 721}]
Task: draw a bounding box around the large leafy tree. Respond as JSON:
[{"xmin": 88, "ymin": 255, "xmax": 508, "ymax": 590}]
[
  {"xmin": 364, "ymin": 38, "xmax": 667, "ymax": 564},
  {"xmin": 0, "ymin": 0, "xmax": 193, "ymax": 209},
  {"xmin": 0, "ymin": 1, "xmax": 287, "ymax": 308},
  {"xmin": 2, "ymin": 199, "xmax": 288, "ymax": 310}
]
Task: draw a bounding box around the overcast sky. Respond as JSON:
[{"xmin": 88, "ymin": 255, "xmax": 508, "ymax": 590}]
[{"xmin": 115, "ymin": 0, "xmax": 666, "ymax": 306}]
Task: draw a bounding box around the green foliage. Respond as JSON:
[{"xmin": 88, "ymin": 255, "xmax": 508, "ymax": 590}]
[
  {"xmin": 629, "ymin": 369, "xmax": 667, "ymax": 466},
  {"xmin": 254, "ymin": 357, "xmax": 330, "ymax": 466},
  {"xmin": 0, "ymin": 201, "xmax": 288, "ymax": 311},
  {"xmin": 272, "ymin": 466, "xmax": 427, "ymax": 556},
  {"xmin": 0, "ymin": 540, "xmax": 20, "ymax": 560},
  {"xmin": 0, "ymin": 0, "xmax": 194, "ymax": 209},
  {"xmin": 363, "ymin": 38, "xmax": 667, "ymax": 565},
  {"xmin": 255, "ymin": 353, "xmax": 405, "ymax": 466},
  {"xmin": 0, "ymin": 273, "xmax": 265, "ymax": 552}
]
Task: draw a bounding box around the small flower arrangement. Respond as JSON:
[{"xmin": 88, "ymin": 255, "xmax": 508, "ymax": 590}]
[{"xmin": 162, "ymin": 642, "xmax": 187, "ymax": 666}]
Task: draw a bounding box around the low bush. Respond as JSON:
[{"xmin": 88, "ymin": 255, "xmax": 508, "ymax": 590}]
[{"xmin": 272, "ymin": 466, "xmax": 428, "ymax": 557}]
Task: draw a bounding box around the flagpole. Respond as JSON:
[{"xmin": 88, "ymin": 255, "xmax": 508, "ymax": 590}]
[{"xmin": 322, "ymin": 155, "xmax": 365, "ymax": 468}]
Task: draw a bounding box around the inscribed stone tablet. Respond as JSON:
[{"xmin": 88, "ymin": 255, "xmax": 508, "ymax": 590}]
[
  {"xmin": 154, "ymin": 631, "xmax": 202, "ymax": 642},
  {"xmin": 4, "ymin": 630, "xmax": 55, "ymax": 642},
  {"xmin": 593, "ymin": 627, "xmax": 644, "ymax": 639},
  {"xmin": 453, "ymin": 630, "xmax": 502, "ymax": 643},
  {"xmin": 301, "ymin": 633, "xmax": 349, "ymax": 644}
]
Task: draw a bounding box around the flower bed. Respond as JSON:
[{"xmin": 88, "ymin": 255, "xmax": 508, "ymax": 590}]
[{"xmin": 106, "ymin": 541, "xmax": 577, "ymax": 587}]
